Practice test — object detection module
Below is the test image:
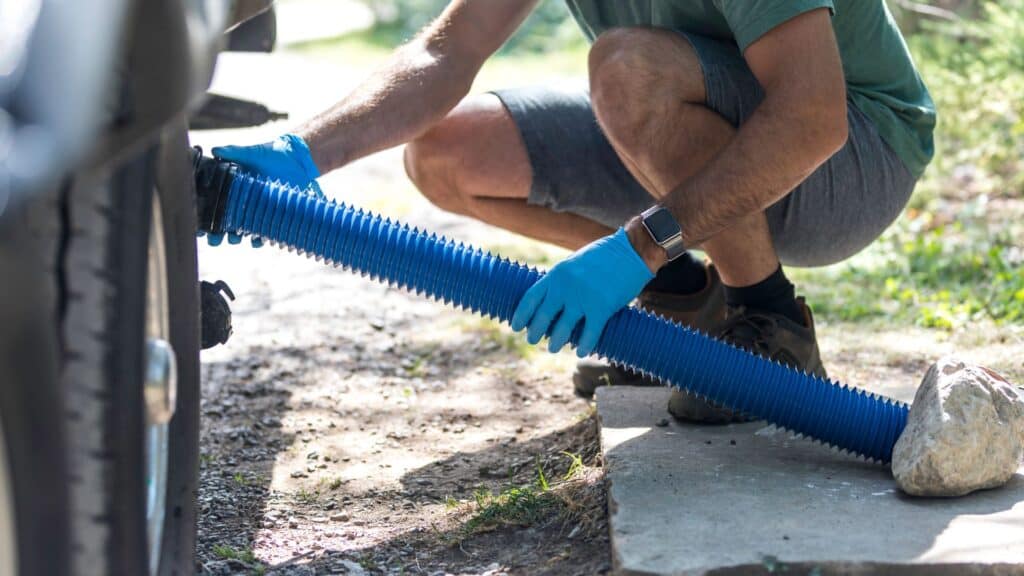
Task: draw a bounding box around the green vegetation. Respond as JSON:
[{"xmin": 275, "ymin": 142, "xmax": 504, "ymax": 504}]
[
  {"xmin": 211, "ymin": 544, "xmax": 264, "ymax": 573},
  {"xmin": 354, "ymin": 0, "xmax": 584, "ymax": 55},
  {"xmin": 464, "ymin": 485, "xmax": 553, "ymax": 533},
  {"xmin": 903, "ymin": 0, "xmax": 1024, "ymax": 201},
  {"xmin": 793, "ymin": 1, "xmax": 1024, "ymax": 330},
  {"xmin": 458, "ymin": 451, "xmax": 590, "ymax": 535},
  {"xmin": 294, "ymin": 488, "xmax": 320, "ymax": 504},
  {"xmin": 561, "ymin": 450, "xmax": 585, "ymax": 481},
  {"xmin": 793, "ymin": 209, "xmax": 1023, "ymax": 329},
  {"xmin": 321, "ymin": 476, "xmax": 345, "ymax": 491}
]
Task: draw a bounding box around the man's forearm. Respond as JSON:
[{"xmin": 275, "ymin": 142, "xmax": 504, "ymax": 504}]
[
  {"xmin": 295, "ymin": 39, "xmax": 481, "ymax": 172},
  {"xmin": 293, "ymin": 0, "xmax": 539, "ymax": 173},
  {"xmin": 630, "ymin": 92, "xmax": 848, "ymax": 271}
]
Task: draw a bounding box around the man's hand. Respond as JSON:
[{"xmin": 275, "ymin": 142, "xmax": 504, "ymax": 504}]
[
  {"xmin": 203, "ymin": 133, "xmax": 322, "ymax": 246},
  {"xmin": 213, "ymin": 133, "xmax": 322, "ymax": 193},
  {"xmin": 511, "ymin": 228, "xmax": 653, "ymax": 357}
]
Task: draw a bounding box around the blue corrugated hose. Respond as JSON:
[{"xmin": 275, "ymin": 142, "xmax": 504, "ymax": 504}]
[{"xmin": 207, "ymin": 162, "xmax": 908, "ymax": 462}]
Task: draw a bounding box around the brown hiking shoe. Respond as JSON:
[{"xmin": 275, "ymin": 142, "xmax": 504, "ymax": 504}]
[
  {"xmin": 572, "ymin": 264, "xmax": 727, "ymax": 397},
  {"xmin": 667, "ymin": 298, "xmax": 828, "ymax": 423}
]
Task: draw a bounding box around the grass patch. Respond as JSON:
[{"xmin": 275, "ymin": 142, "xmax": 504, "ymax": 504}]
[
  {"xmin": 561, "ymin": 451, "xmax": 585, "ymax": 481},
  {"xmin": 451, "ymin": 448, "xmax": 603, "ymax": 541},
  {"xmin": 792, "ymin": 211, "xmax": 1023, "ymax": 330},
  {"xmin": 460, "ymin": 457, "xmax": 562, "ymax": 535},
  {"xmin": 212, "ymin": 544, "xmax": 264, "ymax": 573},
  {"xmin": 294, "ymin": 488, "xmax": 320, "ymax": 505},
  {"xmin": 464, "ymin": 485, "xmax": 554, "ymax": 533},
  {"xmin": 319, "ymin": 477, "xmax": 345, "ymax": 491}
]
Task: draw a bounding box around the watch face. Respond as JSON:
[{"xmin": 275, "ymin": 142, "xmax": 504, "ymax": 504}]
[{"xmin": 644, "ymin": 208, "xmax": 681, "ymax": 243}]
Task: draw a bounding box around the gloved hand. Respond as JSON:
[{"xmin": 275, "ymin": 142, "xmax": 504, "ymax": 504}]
[
  {"xmin": 511, "ymin": 228, "xmax": 654, "ymax": 357},
  {"xmin": 201, "ymin": 133, "xmax": 323, "ymax": 247}
]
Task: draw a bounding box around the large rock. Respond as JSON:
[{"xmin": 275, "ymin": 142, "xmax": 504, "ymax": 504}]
[{"xmin": 893, "ymin": 356, "xmax": 1024, "ymax": 497}]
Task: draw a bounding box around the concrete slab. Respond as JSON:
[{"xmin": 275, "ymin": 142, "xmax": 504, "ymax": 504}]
[{"xmin": 597, "ymin": 386, "xmax": 1024, "ymax": 575}]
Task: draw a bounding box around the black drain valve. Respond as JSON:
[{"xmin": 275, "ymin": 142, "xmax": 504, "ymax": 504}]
[{"xmin": 200, "ymin": 280, "xmax": 235, "ymax": 349}]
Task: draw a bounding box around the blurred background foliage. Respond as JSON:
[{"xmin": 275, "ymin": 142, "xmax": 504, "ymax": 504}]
[
  {"xmin": 357, "ymin": 0, "xmax": 585, "ymax": 54},
  {"xmin": 330, "ymin": 0, "xmax": 1023, "ymax": 331}
]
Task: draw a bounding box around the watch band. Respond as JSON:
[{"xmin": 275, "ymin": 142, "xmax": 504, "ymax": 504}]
[{"xmin": 640, "ymin": 205, "xmax": 687, "ymax": 261}]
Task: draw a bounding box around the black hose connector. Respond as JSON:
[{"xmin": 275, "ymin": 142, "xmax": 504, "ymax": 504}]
[{"xmin": 192, "ymin": 148, "xmax": 235, "ymax": 236}]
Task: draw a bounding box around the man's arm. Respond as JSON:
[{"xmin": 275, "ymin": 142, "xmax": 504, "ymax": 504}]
[
  {"xmin": 627, "ymin": 8, "xmax": 848, "ymax": 270},
  {"xmin": 295, "ymin": 0, "xmax": 539, "ymax": 173}
]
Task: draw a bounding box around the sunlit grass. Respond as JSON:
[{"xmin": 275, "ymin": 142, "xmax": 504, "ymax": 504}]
[{"xmin": 791, "ymin": 209, "xmax": 1023, "ymax": 330}]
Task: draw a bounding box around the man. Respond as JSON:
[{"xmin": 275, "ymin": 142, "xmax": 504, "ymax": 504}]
[{"xmin": 213, "ymin": 0, "xmax": 934, "ymax": 422}]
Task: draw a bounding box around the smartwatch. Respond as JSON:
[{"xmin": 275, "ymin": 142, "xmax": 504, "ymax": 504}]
[{"xmin": 639, "ymin": 205, "xmax": 686, "ymax": 261}]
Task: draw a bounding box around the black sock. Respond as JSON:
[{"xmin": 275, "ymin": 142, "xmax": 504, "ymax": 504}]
[
  {"xmin": 723, "ymin": 265, "xmax": 804, "ymax": 325},
  {"xmin": 644, "ymin": 251, "xmax": 708, "ymax": 295}
]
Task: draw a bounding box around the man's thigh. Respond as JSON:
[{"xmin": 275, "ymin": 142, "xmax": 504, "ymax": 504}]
[
  {"xmin": 419, "ymin": 93, "xmax": 533, "ymax": 201},
  {"xmin": 491, "ymin": 83, "xmax": 655, "ymax": 228}
]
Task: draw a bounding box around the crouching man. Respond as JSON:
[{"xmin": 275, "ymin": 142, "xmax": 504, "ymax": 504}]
[{"xmin": 213, "ymin": 0, "xmax": 935, "ymax": 422}]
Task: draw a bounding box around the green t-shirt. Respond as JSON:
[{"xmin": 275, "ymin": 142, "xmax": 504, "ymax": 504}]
[{"xmin": 565, "ymin": 0, "xmax": 936, "ymax": 177}]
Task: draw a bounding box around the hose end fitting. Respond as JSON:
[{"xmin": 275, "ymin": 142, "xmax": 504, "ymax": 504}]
[{"xmin": 191, "ymin": 147, "xmax": 237, "ymax": 235}]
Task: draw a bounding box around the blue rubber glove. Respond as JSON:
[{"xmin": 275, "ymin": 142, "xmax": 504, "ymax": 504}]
[
  {"xmin": 202, "ymin": 133, "xmax": 323, "ymax": 247},
  {"xmin": 511, "ymin": 228, "xmax": 654, "ymax": 357}
]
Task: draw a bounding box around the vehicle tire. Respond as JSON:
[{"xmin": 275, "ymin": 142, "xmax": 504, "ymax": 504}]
[{"xmin": 0, "ymin": 123, "xmax": 200, "ymax": 576}]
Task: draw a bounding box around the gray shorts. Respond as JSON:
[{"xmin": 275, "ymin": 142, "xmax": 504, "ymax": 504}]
[{"xmin": 492, "ymin": 33, "xmax": 917, "ymax": 267}]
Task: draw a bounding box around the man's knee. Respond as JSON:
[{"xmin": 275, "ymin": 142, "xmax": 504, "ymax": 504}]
[
  {"xmin": 404, "ymin": 127, "xmax": 467, "ymax": 214},
  {"xmin": 588, "ymin": 28, "xmax": 705, "ymax": 139}
]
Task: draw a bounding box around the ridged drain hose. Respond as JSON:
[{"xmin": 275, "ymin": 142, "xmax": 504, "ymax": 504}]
[{"xmin": 195, "ymin": 155, "xmax": 908, "ymax": 462}]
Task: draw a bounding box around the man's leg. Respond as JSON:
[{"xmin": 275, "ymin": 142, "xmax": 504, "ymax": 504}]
[
  {"xmin": 404, "ymin": 94, "xmax": 612, "ymax": 251},
  {"xmin": 588, "ymin": 28, "xmax": 783, "ymax": 291},
  {"xmin": 587, "ymin": 28, "xmax": 829, "ymax": 422}
]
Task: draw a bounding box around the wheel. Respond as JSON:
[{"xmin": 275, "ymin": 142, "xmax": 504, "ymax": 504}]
[{"xmin": 0, "ymin": 124, "xmax": 200, "ymax": 575}]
